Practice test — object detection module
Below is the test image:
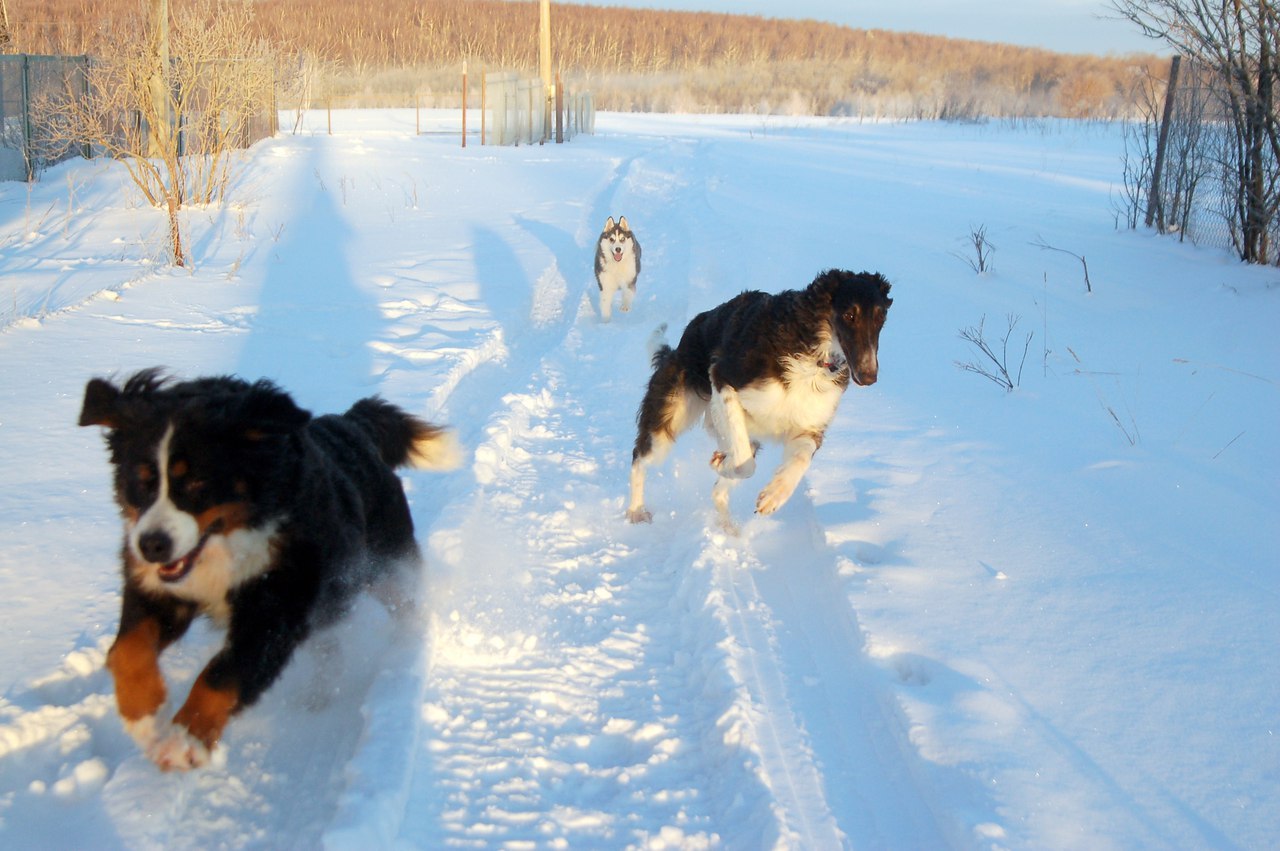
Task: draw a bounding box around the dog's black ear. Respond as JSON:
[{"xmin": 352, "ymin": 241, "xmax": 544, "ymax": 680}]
[
  {"xmin": 79, "ymin": 378, "xmax": 122, "ymax": 428},
  {"xmin": 875, "ymin": 275, "xmax": 893, "ymax": 306},
  {"xmin": 604, "ymin": 216, "xmax": 615, "ymax": 232},
  {"xmin": 807, "ymin": 269, "xmax": 846, "ymax": 303},
  {"xmin": 239, "ymin": 380, "xmax": 311, "ymax": 439}
]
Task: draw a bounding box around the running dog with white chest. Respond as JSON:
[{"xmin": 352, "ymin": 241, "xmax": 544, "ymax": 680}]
[
  {"xmin": 79, "ymin": 369, "xmax": 461, "ymax": 770},
  {"xmin": 626, "ymin": 269, "xmax": 892, "ymax": 528},
  {"xmin": 595, "ymin": 215, "xmax": 641, "ymax": 321}
]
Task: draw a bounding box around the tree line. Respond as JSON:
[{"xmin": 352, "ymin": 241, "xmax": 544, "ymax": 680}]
[{"xmin": 6, "ymin": 0, "xmax": 1161, "ymax": 118}]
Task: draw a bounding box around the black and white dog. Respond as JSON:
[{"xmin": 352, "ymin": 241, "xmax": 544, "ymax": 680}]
[
  {"xmin": 594, "ymin": 215, "xmax": 641, "ymax": 321},
  {"xmin": 79, "ymin": 369, "xmax": 461, "ymax": 770},
  {"xmin": 626, "ymin": 269, "xmax": 892, "ymax": 528}
]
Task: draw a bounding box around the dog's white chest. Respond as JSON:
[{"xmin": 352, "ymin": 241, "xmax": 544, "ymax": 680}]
[
  {"xmin": 597, "ymin": 250, "xmax": 638, "ymax": 288},
  {"xmin": 140, "ymin": 525, "xmax": 279, "ymax": 622},
  {"xmin": 738, "ymin": 367, "xmax": 844, "ymax": 439}
]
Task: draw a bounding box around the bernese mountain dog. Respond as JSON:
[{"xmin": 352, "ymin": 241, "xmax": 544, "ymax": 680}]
[
  {"xmin": 626, "ymin": 269, "xmax": 892, "ymax": 529},
  {"xmin": 79, "ymin": 369, "xmax": 462, "ymax": 770}
]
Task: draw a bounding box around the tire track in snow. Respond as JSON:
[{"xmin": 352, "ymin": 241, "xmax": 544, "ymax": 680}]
[
  {"xmin": 699, "ymin": 513, "xmax": 958, "ymax": 848},
  {"xmin": 393, "ymin": 139, "xmax": 798, "ymax": 846},
  {"xmin": 401, "ymin": 334, "xmax": 777, "ymax": 847}
]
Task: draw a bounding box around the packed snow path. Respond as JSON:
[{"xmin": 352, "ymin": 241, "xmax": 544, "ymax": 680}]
[{"xmin": 1, "ymin": 112, "xmax": 1276, "ymax": 849}]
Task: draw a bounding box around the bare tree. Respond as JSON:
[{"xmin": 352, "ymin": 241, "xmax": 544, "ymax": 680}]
[
  {"xmin": 1112, "ymin": 0, "xmax": 1280, "ymax": 263},
  {"xmin": 0, "ymin": 0, "xmax": 12, "ymax": 49},
  {"xmin": 35, "ymin": 0, "xmax": 277, "ymax": 267}
]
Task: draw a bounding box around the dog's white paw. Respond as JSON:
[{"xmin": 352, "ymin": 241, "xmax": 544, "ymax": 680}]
[
  {"xmin": 123, "ymin": 715, "xmax": 162, "ymax": 751},
  {"xmin": 626, "ymin": 506, "xmax": 653, "ymax": 524},
  {"xmin": 146, "ymin": 724, "xmax": 213, "ymax": 772},
  {"xmin": 756, "ymin": 476, "xmax": 797, "ymax": 515}
]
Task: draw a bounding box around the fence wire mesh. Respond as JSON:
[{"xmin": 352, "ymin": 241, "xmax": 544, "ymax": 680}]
[{"xmin": 0, "ymin": 53, "xmax": 277, "ymax": 183}]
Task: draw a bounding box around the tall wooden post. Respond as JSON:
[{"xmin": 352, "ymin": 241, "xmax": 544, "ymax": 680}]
[
  {"xmin": 146, "ymin": 0, "xmax": 169, "ymax": 158},
  {"xmin": 539, "ymin": 0, "xmax": 552, "ymax": 142},
  {"xmin": 1146, "ymin": 55, "xmax": 1181, "ymax": 231},
  {"xmin": 555, "ymin": 70, "xmax": 564, "ymax": 143},
  {"xmin": 461, "ymin": 61, "xmax": 468, "ymax": 148}
]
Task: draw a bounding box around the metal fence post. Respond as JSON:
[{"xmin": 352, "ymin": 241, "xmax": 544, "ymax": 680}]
[{"xmin": 21, "ymin": 53, "xmax": 33, "ymax": 180}]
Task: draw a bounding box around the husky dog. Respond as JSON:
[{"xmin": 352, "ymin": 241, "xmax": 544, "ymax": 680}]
[
  {"xmin": 594, "ymin": 216, "xmax": 642, "ymax": 321},
  {"xmin": 626, "ymin": 269, "xmax": 892, "ymax": 529}
]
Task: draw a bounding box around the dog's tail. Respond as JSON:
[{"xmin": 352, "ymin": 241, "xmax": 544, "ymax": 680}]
[
  {"xmin": 646, "ymin": 322, "xmax": 670, "ymax": 364},
  {"xmin": 632, "ymin": 326, "xmax": 687, "ymax": 463},
  {"xmin": 345, "ymin": 398, "xmax": 464, "ymax": 472}
]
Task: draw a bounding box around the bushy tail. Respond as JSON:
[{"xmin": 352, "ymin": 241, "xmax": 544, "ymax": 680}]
[
  {"xmin": 646, "ymin": 322, "xmax": 670, "ymax": 363},
  {"xmin": 345, "ymin": 397, "xmax": 464, "ymax": 472},
  {"xmin": 632, "ymin": 330, "xmax": 687, "ymax": 463}
]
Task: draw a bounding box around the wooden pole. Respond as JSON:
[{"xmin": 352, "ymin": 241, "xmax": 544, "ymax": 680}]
[
  {"xmin": 146, "ymin": 0, "xmax": 169, "ymax": 158},
  {"xmin": 555, "ymin": 70, "xmax": 563, "ymax": 143},
  {"xmin": 539, "ymin": 0, "xmax": 552, "ymax": 93},
  {"xmin": 461, "ymin": 61, "xmax": 467, "ymax": 148},
  {"xmin": 539, "ymin": 0, "xmax": 552, "ymax": 142},
  {"xmin": 481, "ymin": 70, "xmax": 487, "ymax": 145},
  {"xmin": 1146, "ymin": 55, "xmax": 1181, "ymax": 230}
]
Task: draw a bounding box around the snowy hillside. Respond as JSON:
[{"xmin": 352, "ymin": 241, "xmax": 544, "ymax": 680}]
[{"xmin": 0, "ymin": 111, "xmax": 1276, "ymax": 849}]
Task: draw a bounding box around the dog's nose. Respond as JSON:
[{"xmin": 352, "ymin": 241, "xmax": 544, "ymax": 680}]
[{"xmin": 138, "ymin": 530, "xmax": 173, "ymax": 564}]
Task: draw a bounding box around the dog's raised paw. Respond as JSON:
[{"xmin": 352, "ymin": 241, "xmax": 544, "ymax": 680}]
[{"xmin": 755, "ymin": 477, "xmax": 796, "ymax": 516}]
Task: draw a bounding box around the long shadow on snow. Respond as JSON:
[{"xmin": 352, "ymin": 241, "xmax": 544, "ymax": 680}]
[{"xmin": 235, "ymin": 138, "xmax": 378, "ymax": 408}]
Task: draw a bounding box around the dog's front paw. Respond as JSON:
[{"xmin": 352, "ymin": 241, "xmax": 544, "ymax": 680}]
[
  {"xmin": 123, "ymin": 714, "xmax": 162, "ymax": 752},
  {"xmin": 146, "ymin": 724, "xmax": 213, "ymax": 772},
  {"xmin": 755, "ymin": 476, "xmax": 797, "ymax": 515},
  {"xmin": 626, "ymin": 506, "xmax": 653, "ymax": 524}
]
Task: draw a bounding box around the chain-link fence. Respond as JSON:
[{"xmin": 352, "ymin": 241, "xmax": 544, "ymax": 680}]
[
  {"xmin": 1126, "ymin": 56, "xmax": 1280, "ymax": 261},
  {"xmin": 0, "ymin": 53, "xmax": 278, "ymax": 183},
  {"xmin": 0, "ymin": 54, "xmax": 90, "ymax": 181}
]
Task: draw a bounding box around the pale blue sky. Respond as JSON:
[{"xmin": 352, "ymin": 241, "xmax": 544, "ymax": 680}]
[{"xmin": 584, "ymin": 0, "xmax": 1163, "ymax": 56}]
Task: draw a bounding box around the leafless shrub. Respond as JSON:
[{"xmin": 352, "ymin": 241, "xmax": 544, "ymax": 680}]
[
  {"xmin": 34, "ymin": 0, "xmax": 278, "ymax": 267},
  {"xmin": 956, "ymin": 314, "xmax": 1032, "ymax": 392},
  {"xmin": 955, "ymin": 225, "xmax": 996, "ymax": 274}
]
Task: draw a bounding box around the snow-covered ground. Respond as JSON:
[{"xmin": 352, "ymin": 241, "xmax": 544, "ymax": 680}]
[{"xmin": 0, "ymin": 110, "xmax": 1276, "ymax": 850}]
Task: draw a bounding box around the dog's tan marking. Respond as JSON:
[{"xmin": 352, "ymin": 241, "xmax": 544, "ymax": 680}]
[
  {"xmin": 107, "ymin": 619, "xmax": 167, "ymax": 722},
  {"xmin": 174, "ymin": 672, "xmax": 240, "ymax": 748},
  {"xmin": 197, "ymin": 500, "xmax": 251, "ymax": 535}
]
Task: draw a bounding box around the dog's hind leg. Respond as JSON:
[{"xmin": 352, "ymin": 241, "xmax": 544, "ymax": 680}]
[
  {"xmin": 627, "ymin": 381, "xmax": 701, "ymax": 523},
  {"xmin": 708, "ymin": 380, "xmax": 756, "ymax": 480},
  {"xmin": 756, "ymin": 431, "xmax": 822, "ymax": 516},
  {"xmin": 712, "ymin": 474, "xmax": 742, "ymax": 534},
  {"xmin": 627, "ymin": 452, "xmax": 657, "ymax": 524}
]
